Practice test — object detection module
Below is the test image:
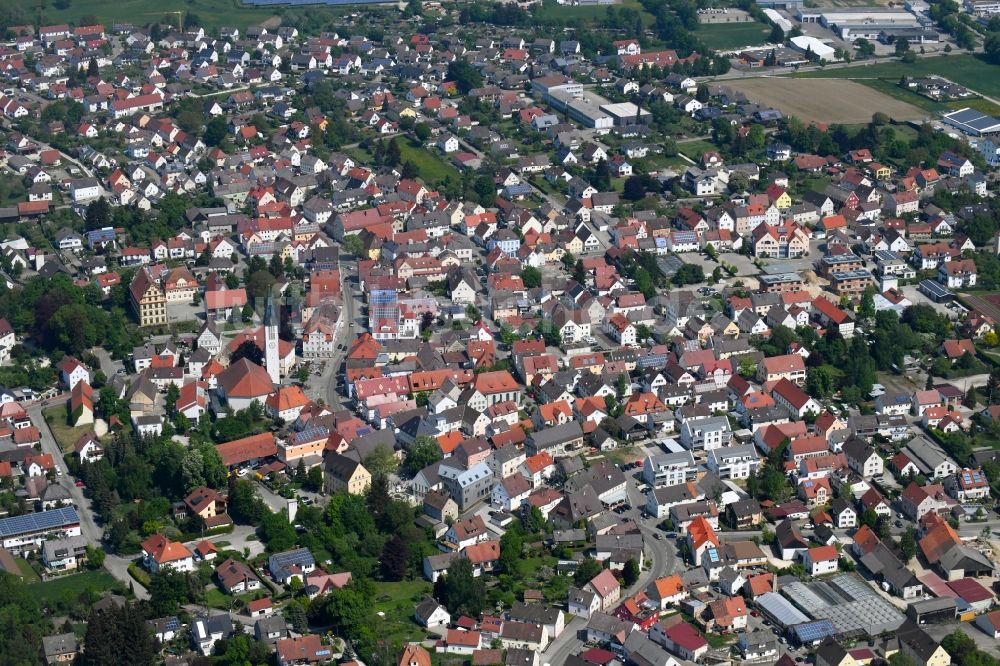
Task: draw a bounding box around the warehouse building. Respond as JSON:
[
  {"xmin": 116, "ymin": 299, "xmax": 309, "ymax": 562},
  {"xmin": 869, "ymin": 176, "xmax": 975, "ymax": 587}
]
[
  {"xmin": 548, "ymin": 90, "xmax": 614, "ymax": 130},
  {"xmin": 943, "ymin": 108, "xmax": 1000, "ymax": 136},
  {"xmin": 599, "ymin": 102, "xmax": 652, "ymax": 127},
  {"xmin": 756, "ymin": 591, "xmax": 809, "ymax": 630},
  {"xmin": 906, "ymin": 597, "xmax": 957, "ymax": 625},
  {"xmin": 781, "ymin": 574, "xmax": 906, "ymax": 639}
]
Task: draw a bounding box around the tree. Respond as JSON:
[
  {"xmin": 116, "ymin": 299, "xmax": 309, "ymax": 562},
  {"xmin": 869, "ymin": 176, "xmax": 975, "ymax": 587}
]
[
  {"xmin": 499, "ymin": 527, "xmax": 523, "ymax": 577},
  {"xmin": 284, "ymin": 602, "xmax": 309, "ymax": 633},
  {"xmin": 85, "ymin": 198, "xmax": 112, "ymax": 231},
  {"xmin": 673, "ymin": 264, "xmax": 704, "ymax": 286},
  {"xmin": 81, "ymin": 602, "xmax": 156, "ymax": 666},
  {"xmin": 414, "ymin": 122, "xmax": 431, "ymax": 142},
  {"xmin": 401, "ymin": 160, "xmax": 419, "ymax": 180},
  {"xmin": 260, "ymin": 512, "xmax": 297, "ymax": 552},
  {"xmin": 439, "ymin": 557, "xmax": 486, "ymax": 616},
  {"xmin": 231, "ymin": 339, "xmax": 264, "ymax": 367},
  {"xmin": 899, "ymin": 525, "xmax": 917, "ymax": 561},
  {"xmin": 986, "ymin": 31, "xmax": 1000, "ymax": 58},
  {"xmin": 738, "ymin": 356, "xmax": 757, "ymax": 378},
  {"xmin": 465, "ymin": 304, "xmax": 481, "ymax": 321},
  {"xmin": 591, "ymin": 159, "xmax": 611, "ymax": 191},
  {"xmin": 381, "ymin": 535, "xmax": 410, "ymax": 581},
  {"xmin": 203, "ymin": 116, "xmax": 228, "ymax": 147},
  {"xmin": 769, "ymin": 23, "xmax": 784, "ymax": 44},
  {"xmin": 941, "ymin": 630, "xmax": 978, "ymax": 664},
  {"xmin": 403, "ymin": 436, "xmax": 443, "ymax": 475},
  {"xmin": 363, "ymin": 444, "xmax": 399, "ymax": 476},
  {"xmin": 522, "ymin": 266, "xmax": 542, "ymax": 289},
  {"xmin": 447, "ymin": 59, "xmax": 483, "ymax": 94},
  {"xmin": 225, "ymin": 271, "xmax": 240, "ymax": 289},
  {"xmin": 573, "ymin": 558, "xmax": 603, "ymax": 587},
  {"xmin": 228, "ymin": 479, "xmax": 267, "ymax": 523},
  {"xmin": 85, "ymin": 545, "xmax": 105, "ymax": 569},
  {"xmin": 622, "ymin": 558, "xmax": 640, "ymax": 586},
  {"xmin": 858, "ymin": 285, "xmax": 876, "ymax": 321}
]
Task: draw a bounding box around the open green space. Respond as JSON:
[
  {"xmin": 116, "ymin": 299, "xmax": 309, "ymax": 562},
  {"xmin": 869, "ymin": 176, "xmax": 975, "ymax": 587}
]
[
  {"xmin": 33, "ymin": 571, "xmax": 120, "ymax": 602},
  {"xmin": 697, "ymin": 22, "xmax": 770, "ymax": 50},
  {"xmin": 392, "ymin": 137, "xmax": 459, "ymax": 186},
  {"xmin": 793, "ymin": 55, "xmax": 1000, "ymax": 100},
  {"xmin": 372, "ymin": 579, "xmax": 433, "ymax": 612},
  {"xmin": 534, "ymin": 0, "xmax": 656, "ymax": 27},
  {"xmin": 42, "ymin": 405, "xmax": 92, "ymax": 454},
  {"xmin": 16, "ymin": 558, "xmax": 41, "ymax": 583},
  {"xmin": 677, "ymin": 139, "xmax": 719, "ymax": 161},
  {"xmin": 30, "ymin": 0, "xmax": 285, "ymax": 30}
]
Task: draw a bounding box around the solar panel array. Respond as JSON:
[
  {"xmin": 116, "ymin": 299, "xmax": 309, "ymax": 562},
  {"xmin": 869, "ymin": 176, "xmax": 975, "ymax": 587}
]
[
  {"xmin": 0, "ymin": 507, "xmax": 80, "ymax": 537},
  {"xmin": 792, "ymin": 619, "xmax": 837, "ymax": 644}
]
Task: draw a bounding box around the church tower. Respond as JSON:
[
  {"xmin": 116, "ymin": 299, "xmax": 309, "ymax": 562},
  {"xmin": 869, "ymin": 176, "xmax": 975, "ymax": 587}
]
[{"xmin": 264, "ymin": 292, "xmax": 280, "ymax": 386}]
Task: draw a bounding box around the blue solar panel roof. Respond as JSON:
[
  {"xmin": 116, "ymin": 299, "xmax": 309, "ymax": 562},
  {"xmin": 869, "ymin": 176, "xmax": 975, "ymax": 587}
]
[
  {"xmin": 0, "ymin": 507, "xmax": 80, "ymax": 537},
  {"xmin": 793, "ymin": 619, "xmax": 837, "ymax": 642}
]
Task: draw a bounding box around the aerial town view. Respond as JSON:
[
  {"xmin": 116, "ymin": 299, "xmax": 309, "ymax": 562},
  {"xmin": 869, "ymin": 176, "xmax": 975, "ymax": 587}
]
[{"xmin": 4, "ymin": 0, "xmax": 1000, "ymax": 663}]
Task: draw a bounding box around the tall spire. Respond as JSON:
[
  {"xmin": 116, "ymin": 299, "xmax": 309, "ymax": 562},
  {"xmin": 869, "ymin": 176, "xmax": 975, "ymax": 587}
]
[
  {"xmin": 263, "ymin": 290, "xmax": 280, "ymax": 386},
  {"xmin": 264, "ymin": 291, "xmax": 276, "ymax": 328}
]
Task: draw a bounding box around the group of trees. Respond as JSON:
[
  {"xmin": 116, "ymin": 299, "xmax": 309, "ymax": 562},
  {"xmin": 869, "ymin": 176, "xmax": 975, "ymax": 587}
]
[{"xmin": 0, "ymin": 273, "xmax": 140, "ymax": 358}]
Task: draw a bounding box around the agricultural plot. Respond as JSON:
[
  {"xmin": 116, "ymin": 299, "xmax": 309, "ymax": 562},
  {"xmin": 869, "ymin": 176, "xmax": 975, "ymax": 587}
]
[{"xmin": 725, "ymin": 78, "xmax": 927, "ymax": 124}]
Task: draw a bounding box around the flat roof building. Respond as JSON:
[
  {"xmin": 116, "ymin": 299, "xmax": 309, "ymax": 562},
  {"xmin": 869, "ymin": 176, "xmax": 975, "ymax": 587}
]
[{"xmin": 943, "ymin": 107, "xmax": 1000, "ymax": 136}]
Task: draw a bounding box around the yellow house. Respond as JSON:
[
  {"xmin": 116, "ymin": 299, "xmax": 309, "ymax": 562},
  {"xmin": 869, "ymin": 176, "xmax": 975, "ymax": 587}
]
[
  {"xmin": 398, "ymin": 106, "xmax": 417, "ymax": 119},
  {"xmin": 323, "ymin": 452, "xmax": 372, "ymax": 495},
  {"xmin": 870, "ymin": 162, "xmax": 891, "ymax": 180},
  {"xmin": 815, "ymin": 637, "xmax": 857, "ymax": 666},
  {"xmin": 563, "ymin": 235, "xmax": 584, "ymax": 255},
  {"xmin": 773, "ymin": 191, "xmax": 792, "ymax": 210}
]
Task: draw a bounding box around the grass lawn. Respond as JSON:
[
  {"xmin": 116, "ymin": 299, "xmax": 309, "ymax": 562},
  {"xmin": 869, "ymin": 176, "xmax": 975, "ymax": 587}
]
[
  {"xmin": 34, "ymin": 571, "xmax": 120, "ymax": 601},
  {"xmin": 32, "ymin": 0, "xmax": 317, "ymax": 31},
  {"xmin": 392, "ymin": 137, "xmax": 459, "ymax": 186},
  {"xmin": 677, "ymin": 139, "xmax": 718, "ymax": 161},
  {"xmin": 16, "ymin": 558, "xmax": 41, "ymax": 583},
  {"xmin": 373, "ymin": 579, "xmax": 433, "ymax": 612},
  {"xmin": 203, "ymin": 587, "xmax": 262, "ymax": 610},
  {"xmin": 697, "ymin": 22, "xmax": 770, "ymax": 50},
  {"xmin": 42, "ymin": 405, "xmax": 92, "ymax": 454},
  {"xmin": 371, "ymin": 580, "xmax": 434, "ymax": 646},
  {"xmin": 704, "ymin": 632, "xmax": 736, "ymax": 649},
  {"xmin": 793, "ymin": 55, "xmax": 1000, "ymax": 100}
]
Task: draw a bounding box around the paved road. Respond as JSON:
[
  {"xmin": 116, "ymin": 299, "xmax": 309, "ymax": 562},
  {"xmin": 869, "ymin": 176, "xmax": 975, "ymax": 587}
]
[
  {"xmin": 28, "ymin": 404, "xmax": 149, "ymax": 599},
  {"xmin": 543, "ymin": 469, "xmax": 678, "ymax": 661},
  {"xmin": 321, "ymin": 258, "xmax": 361, "ymax": 410}
]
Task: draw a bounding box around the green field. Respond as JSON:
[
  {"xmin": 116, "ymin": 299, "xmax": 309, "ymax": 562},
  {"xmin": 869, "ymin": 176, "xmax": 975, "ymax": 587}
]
[
  {"xmin": 42, "ymin": 405, "xmax": 92, "ymax": 454},
  {"xmin": 795, "ymin": 55, "xmax": 1000, "ymax": 101},
  {"xmin": 29, "ymin": 0, "xmax": 337, "ymax": 30},
  {"xmin": 392, "ymin": 137, "xmax": 459, "ymax": 186},
  {"xmin": 34, "ymin": 571, "xmax": 122, "ymax": 605},
  {"xmin": 534, "ymin": 0, "xmax": 656, "ymax": 26},
  {"xmin": 677, "ymin": 139, "xmax": 719, "ymax": 161},
  {"xmin": 697, "ymin": 22, "xmax": 770, "ymax": 50}
]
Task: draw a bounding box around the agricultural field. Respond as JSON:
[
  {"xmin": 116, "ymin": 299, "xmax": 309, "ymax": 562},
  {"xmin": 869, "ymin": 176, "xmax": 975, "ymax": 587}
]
[
  {"xmin": 725, "ymin": 78, "xmax": 927, "ymax": 124},
  {"xmin": 29, "ymin": 0, "xmax": 292, "ymax": 30},
  {"xmin": 697, "ymin": 22, "xmax": 771, "ymax": 50},
  {"xmin": 534, "ymin": 0, "xmax": 656, "ymax": 26},
  {"xmin": 795, "ymin": 55, "xmax": 1000, "ymax": 101}
]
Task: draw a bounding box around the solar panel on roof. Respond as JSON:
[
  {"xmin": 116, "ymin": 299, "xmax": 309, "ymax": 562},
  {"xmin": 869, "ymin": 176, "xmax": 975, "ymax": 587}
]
[
  {"xmin": 0, "ymin": 507, "xmax": 80, "ymax": 537},
  {"xmin": 793, "ymin": 619, "xmax": 837, "ymax": 643}
]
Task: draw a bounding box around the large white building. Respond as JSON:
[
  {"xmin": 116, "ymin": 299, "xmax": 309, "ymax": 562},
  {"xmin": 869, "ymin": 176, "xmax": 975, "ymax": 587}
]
[
  {"xmin": 707, "ymin": 444, "xmax": 761, "ymax": 479},
  {"xmin": 0, "ymin": 508, "xmax": 82, "ymax": 555}
]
